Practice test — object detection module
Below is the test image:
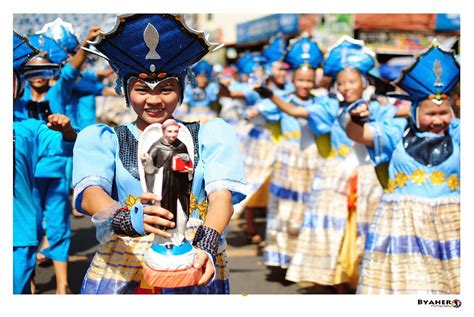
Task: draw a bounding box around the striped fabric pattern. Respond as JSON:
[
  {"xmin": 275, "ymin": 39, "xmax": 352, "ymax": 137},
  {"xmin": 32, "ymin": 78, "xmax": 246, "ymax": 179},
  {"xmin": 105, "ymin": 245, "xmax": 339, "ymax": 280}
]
[
  {"xmin": 357, "ymin": 194, "xmax": 460, "ymax": 294},
  {"xmin": 263, "ymin": 141, "xmax": 320, "ymax": 268},
  {"xmin": 285, "ymin": 158, "xmax": 381, "ymax": 285}
]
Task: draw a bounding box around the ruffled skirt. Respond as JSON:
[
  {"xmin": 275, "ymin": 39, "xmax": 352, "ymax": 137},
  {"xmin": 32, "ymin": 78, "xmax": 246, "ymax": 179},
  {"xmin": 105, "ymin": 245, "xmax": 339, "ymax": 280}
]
[{"xmin": 357, "ymin": 194, "xmax": 460, "ymax": 294}]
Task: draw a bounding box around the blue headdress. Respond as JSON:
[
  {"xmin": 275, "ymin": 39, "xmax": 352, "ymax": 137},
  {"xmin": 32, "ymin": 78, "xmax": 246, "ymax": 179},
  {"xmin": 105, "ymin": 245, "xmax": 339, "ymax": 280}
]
[
  {"xmin": 14, "ymin": 31, "xmax": 40, "ymax": 98},
  {"xmin": 262, "ymin": 36, "xmax": 287, "ymax": 65},
  {"xmin": 395, "ymin": 40, "xmax": 460, "ymax": 126},
  {"xmin": 15, "ymin": 32, "xmax": 61, "ymax": 82},
  {"xmin": 284, "ymin": 35, "xmax": 323, "ymax": 70},
  {"xmin": 236, "ymin": 52, "xmax": 267, "ymax": 75},
  {"xmin": 13, "ymin": 31, "xmax": 38, "ymax": 72},
  {"xmin": 192, "ymin": 60, "xmax": 213, "ymax": 78},
  {"xmin": 323, "ymin": 35, "xmax": 375, "ymax": 78},
  {"xmin": 38, "ymin": 17, "xmax": 80, "ymax": 54},
  {"xmin": 84, "ymin": 14, "xmax": 221, "ymax": 105},
  {"xmin": 28, "ymin": 34, "xmax": 69, "ymax": 65}
]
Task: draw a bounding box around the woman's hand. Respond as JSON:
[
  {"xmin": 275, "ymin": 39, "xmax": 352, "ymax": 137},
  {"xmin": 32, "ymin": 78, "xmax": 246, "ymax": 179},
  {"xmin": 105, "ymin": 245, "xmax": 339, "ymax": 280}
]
[
  {"xmin": 139, "ymin": 192, "xmax": 175, "ymax": 238},
  {"xmin": 349, "ymin": 103, "xmax": 370, "ymax": 119},
  {"xmin": 47, "ymin": 114, "xmax": 77, "ymax": 142},
  {"xmin": 193, "ymin": 249, "xmax": 215, "ymax": 286}
]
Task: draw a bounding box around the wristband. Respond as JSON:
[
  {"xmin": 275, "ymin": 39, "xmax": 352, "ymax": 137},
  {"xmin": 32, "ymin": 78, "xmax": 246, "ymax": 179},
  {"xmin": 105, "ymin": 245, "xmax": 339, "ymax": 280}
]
[
  {"xmin": 192, "ymin": 225, "xmax": 221, "ymax": 262},
  {"xmin": 112, "ymin": 208, "xmax": 141, "ymax": 237}
]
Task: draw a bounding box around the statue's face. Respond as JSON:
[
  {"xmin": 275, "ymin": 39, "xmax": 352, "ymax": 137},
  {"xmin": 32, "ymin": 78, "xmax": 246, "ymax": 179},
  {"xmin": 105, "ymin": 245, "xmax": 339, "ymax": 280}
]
[{"xmin": 163, "ymin": 124, "xmax": 179, "ymax": 143}]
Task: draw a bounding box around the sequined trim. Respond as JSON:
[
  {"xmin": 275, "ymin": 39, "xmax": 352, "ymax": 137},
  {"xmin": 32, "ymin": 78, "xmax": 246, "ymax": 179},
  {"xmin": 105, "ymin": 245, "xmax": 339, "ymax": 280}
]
[{"xmin": 114, "ymin": 126, "xmax": 140, "ymax": 180}]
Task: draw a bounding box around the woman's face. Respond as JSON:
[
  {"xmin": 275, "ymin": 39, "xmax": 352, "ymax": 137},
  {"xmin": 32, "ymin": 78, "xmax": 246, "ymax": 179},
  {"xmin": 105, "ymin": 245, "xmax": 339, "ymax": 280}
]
[
  {"xmin": 163, "ymin": 125, "xmax": 180, "ymax": 143},
  {"xmin": 293, "ymin": 68, "xmax": 315, "ymax": 100},
  {"xmin": 417, "ymin": 99, "xmax": 452, "ymax": 135},
  {"xmin": 195, "ymin": 74, "xmax": 209, "ymax": 88},
  {"xmin": 129, "ymin": 77, "xmax": 180, "ymax": 132},
  {"xmin": 336, "ymin": 68, "xmax": 364, "ymax": 103},
  {"xmin": 271, "ymin": 61, "xmax": 289, "ymax": 86},
  {"xmin": 26, "ymin": 57, "xmax": 50, "ymax": 89}
]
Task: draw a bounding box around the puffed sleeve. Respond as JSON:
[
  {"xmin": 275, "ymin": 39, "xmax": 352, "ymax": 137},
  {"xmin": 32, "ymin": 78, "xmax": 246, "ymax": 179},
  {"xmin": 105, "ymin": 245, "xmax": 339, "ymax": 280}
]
[
  {"xmin": 449, "ymin": 118, "xmax": 460, "ymax": 145},
  {"xmin": 255, "ymin": 98, "xmax": 282, "ymax": 122},
  {"xmin": 72, "ymin": 123, "xmax": 118, "ymax": 214},
  {"xmin": 198, "ymin": 118, "xmax": 247, "ymax": 204},
  {"xmin": 32, "ymin": 119, "xmax": 75, "ymax": 157},
  {"xmin": 183, "ymin": 84, "xmax": 193, "ymax": 105},
  {"xmin": 367, "ymin": 100, "xmax": 398, "ymax": 122},
  {"xmin": 207, "ymin": 82, "xmax": 219, "ymax": 102},
  {"xmin": 306, "ymin": 95, "xmax": 339, "ymax": 136},
  {"xmin": 365, "ymin": 117, "xmax": 407, "ymax": 165}
]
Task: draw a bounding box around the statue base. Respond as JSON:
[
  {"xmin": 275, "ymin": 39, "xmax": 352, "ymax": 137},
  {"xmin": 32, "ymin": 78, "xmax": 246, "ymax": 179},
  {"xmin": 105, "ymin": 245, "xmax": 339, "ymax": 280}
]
[{"xmin": 142, "ymin": 241, "xmax": 202, "ymax": 288}]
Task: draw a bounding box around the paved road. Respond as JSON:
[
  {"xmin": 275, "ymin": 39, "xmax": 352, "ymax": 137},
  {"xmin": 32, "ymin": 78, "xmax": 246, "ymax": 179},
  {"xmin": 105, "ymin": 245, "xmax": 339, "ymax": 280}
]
[{"xmin": 34, "ymin": 210, "xmax": 337, "ymax": 295}]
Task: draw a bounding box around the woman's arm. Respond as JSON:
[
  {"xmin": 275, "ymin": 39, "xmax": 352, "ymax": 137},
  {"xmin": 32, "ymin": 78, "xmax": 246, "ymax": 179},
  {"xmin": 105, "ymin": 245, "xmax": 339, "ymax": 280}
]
[
  {"xmin": 346, "ymin": 120, "xmax": 374, "ymax": 147},
  {"xmin": 203, "ymin": 189, "xmax": 233, "ymax": 233},
  {"xmin": 81, "ymin": 185, "xmax": 117, "ymax": 216},
  {"xmin": 268, "ymin": 93, "xmax": 309, "ymax": 119},
  {"xmin": 346, "ymin": 103, "xmax": 374, "ymax": 147}
]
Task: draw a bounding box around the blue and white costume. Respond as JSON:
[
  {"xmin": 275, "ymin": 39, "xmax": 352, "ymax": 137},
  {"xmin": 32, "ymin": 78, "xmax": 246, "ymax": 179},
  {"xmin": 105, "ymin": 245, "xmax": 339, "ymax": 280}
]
[
  {"xmin": 285, "ymin": 36, "xmax": 397, "ymax": 285},
  {"xmin": 357, "ymin": 41, "xmax": 460, "ymax": 294},
  {"xmin": 13, "ymin": 31, "xmax": 74, "ymax": 293},
  {"xmin": 72, "ymin": 14, "xmax": 246, "ymax": 294},
  {"xmin": 262, "ymin": 36, "xmax": 325, "ymax": 268},
  {"xmin": 14, "ymin": 34, "xmax": 79, "ymax": 264}
]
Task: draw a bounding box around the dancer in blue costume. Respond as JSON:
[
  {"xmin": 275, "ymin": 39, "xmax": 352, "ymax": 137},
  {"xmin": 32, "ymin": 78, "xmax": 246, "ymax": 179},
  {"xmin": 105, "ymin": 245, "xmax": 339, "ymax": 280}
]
[
  {"xmin": 252, "ymin": 35, "xmax": 325, "ymax": 270},
  {"xmin": 232, "ymin": 37, "xmax": 293, "ymax": 244},
  {"xmin": 261, "ymin": 36, "xmax": 399, "ymax": 291},
  {"xmin": 14, "ymin": 26, "xmax": 101, "ymax": 294},
  {"xmin": 346, "ymin": 40, "xmax": 460, "ymax": 294},
  {"xmin": 72, "ymin": 14, "xmax": 246, "ymax": 294},
  {"xmin": 38, "ymin": 18, "xmax": 117, "ymax": 131},
  {"xmin": 175, "ymin": 60, "xmax": 219, "ymax": 123},
  {"xmin": 13, "ymin": 31, "xmax": 77, "ymax": 294}
]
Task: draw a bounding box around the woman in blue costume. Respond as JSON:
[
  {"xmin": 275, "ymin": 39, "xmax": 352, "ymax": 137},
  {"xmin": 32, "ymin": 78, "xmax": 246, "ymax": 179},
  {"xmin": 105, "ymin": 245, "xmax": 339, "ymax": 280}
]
[
  {"xmin": 13, "ymin": 31, "xmax": 77, "ymax": 294},
  {"xmin": 346, "ymin": 40, "xmax": 460, "ymax": 294},
  {"xmin": 231, "ymin": 37, "xmax": 293, "ymax": 243},
  {"xmin": 174, "ymin": 60, "xmax": 219, "ymax": 124},
  {"xmin": 14, "ymin": 26, "xmax": 100, "ymax": 294},
  {"xmin": 252, "ymin": 35, "xmax": 325, "ymax": 271},
  {"xmin": 260, "ymin": 36, "xmax": 398, "ymax": 291},
  {"xmin": 72, "ymin": 14, "xmax": 246, "ymax": 294}
]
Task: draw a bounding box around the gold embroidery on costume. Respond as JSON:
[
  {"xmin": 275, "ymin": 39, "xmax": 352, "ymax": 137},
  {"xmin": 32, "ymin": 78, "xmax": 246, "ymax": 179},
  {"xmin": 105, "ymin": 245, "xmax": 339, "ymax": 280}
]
[
  {"xmin": 411, "ymin": 169, "xmax": 427, "ymax": 186},
  {"xmin": 189, "ymin": 193, "xmax": 209, "ymax": 221}
]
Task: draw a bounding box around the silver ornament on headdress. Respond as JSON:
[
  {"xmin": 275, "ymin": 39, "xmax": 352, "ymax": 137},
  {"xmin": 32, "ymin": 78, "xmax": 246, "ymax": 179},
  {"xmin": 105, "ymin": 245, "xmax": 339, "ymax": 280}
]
[
  {"xmin": 144, "ymin": 23, "xmax": 161, "ymax": 61},
  {"xmin": 433, "ymin": 59, "xmax": 444, "ymax": 87}
]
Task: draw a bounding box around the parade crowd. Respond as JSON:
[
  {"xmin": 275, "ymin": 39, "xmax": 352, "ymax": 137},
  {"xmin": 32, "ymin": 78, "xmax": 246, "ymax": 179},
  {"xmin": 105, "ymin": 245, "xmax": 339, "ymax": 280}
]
[{"xmin": 13, "ymin": 14, "xmax": 460, "ymax": 295}]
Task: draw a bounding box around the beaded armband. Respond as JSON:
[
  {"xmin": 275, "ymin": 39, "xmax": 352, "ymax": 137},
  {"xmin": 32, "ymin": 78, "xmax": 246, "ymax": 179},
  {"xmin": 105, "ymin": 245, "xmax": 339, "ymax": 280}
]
[
  {"xmin": 112, "ymin": 208, "xmax": 141, "ymax": 237},
  {"xmin": 192, "ymin": 225, "xmax": 221, "ymax": 261}
]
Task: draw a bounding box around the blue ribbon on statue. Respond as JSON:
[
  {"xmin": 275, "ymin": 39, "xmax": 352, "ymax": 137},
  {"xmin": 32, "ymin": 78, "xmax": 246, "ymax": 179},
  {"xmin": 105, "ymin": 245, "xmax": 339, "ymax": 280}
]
[{"xmin": 130, "ymin": 201, "xmax": 147, "ymax": 236}]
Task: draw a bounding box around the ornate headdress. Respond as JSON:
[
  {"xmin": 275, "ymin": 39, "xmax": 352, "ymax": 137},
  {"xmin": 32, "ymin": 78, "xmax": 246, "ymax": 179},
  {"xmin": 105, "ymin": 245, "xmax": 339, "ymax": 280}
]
[
  {"xmin": 262, "ymin": 35, "xmax": 287, "ymax": 65},
  {"xmin": 395, "ymin": 39, "xmax": 460, "ymax": 127},
  {"xmin": 192, "ymin": 60, "xmax": 213, "ymax": 78},
  {"xmin": 323, "ymin": 35, "xmax": 375, "ymax": 78},
  {"xmin": 284, "ymin": 34, "xmax": 323, "ymax": 71},
  {"xmin": 236, "ymin": 51, "xmax": 267, "ymax": 75},
  {"xmin": 84, "ymin": 14, "xmax": 222, "ymax": 105},
  {"xmin": 28, "ymin": 34, "xmax": 69, "ymax": 65},
  {"xmin": 395, "ymin": 40, "xmax": 460, "ymax": 105},
  {"xmin": 13, "ymin": 31, "xmax": 38, "ymax": 72},
  {"xmin": 38, "ymin": 17, "xmax": 80, "ymax": 54}
]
